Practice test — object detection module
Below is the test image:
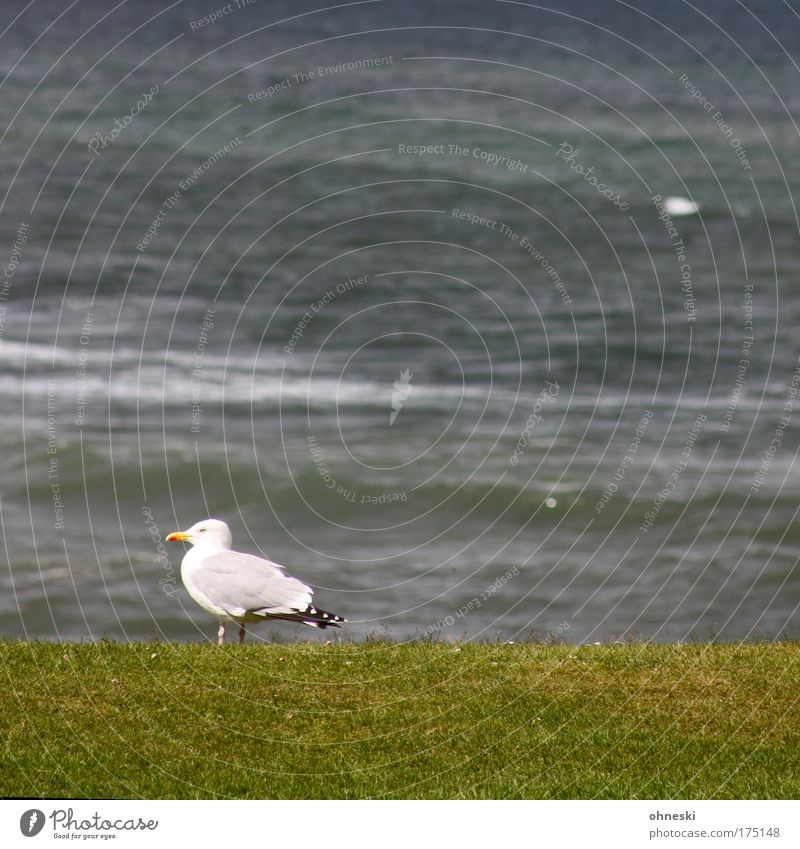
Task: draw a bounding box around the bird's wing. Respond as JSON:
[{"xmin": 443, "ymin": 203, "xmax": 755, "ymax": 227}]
[{"xmin": 193, "ymin": 549, "xmax": 313, "ymax": 618}]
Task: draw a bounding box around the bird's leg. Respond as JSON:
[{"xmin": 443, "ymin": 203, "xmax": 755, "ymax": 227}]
[
  {"xmin": 218, "ymin": 623, "xmax": 225, "ymax": 646},
  {"xmin": 238, "ymin": 623, "xmax": 246, "ymax": 644}
]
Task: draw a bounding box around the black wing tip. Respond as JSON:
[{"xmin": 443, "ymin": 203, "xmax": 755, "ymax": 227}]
[{"xmin": 300, "ymin": 605, "xmax": 347, "ymax": 628}]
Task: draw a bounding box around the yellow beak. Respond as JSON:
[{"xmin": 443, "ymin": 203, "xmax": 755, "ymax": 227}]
[{"xmin": 165, "ymin": 531, "xmax": 190, "ymax": 542}]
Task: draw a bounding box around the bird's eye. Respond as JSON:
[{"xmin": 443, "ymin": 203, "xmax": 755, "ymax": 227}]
[{"xmin": 199, "ymin": 528, "xmax": 206, "ymax": 533}]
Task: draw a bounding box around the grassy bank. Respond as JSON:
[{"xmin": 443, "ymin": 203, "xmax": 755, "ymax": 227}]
[{"xmin": 1, "ymin": 641, "xmax": 798, "ymax": 799}]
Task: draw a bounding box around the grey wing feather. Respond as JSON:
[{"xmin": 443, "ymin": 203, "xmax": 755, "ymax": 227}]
[{"xmin": 194, "ymin": 550, "xmax": 313, "ymax": 618}]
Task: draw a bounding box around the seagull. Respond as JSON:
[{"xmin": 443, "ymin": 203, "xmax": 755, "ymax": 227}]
[{"xmin": 166, "ymin": 518, "xmax": 345, "ymax": 645}]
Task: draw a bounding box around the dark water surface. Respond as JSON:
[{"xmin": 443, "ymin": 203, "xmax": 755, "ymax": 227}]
[{"xmin": 1, "ymin": 0, "xmax": 799, "ymax": 643}]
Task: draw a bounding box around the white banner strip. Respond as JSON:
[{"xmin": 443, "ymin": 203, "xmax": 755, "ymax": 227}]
[{"xmin": 1, "ymin": 800, "xmax": 796, "ymax": 848}]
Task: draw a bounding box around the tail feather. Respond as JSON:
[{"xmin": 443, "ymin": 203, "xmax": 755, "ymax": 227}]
[
  {"xmin": 298, "ymin": 604, "xmax": 346, "ymax": 629},
  {"xmin": 262, "ymin": 605, "xmax": 346, "ymax": 630}
]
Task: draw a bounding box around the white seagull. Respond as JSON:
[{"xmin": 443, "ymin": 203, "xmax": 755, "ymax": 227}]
[{"xmin": 166, "ymin": 518, "xmax": 345, "ymax": 645}]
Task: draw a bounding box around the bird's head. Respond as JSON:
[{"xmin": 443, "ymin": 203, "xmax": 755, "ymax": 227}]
[{"xmin": 166, "ymin": 518, "xmax": 232, "ymax": 550}]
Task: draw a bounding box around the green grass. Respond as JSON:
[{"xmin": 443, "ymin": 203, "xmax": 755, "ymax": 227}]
[{"xmin": 1, "ymin": 640, "xmax": 798, "ymax": 799}]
